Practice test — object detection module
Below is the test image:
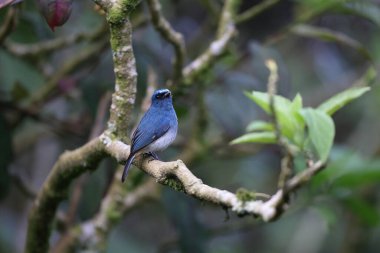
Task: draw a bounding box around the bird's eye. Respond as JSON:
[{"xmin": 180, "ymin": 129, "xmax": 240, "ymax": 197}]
[{"xmin": 155, "ymin": 94, "xmax": 162, "ymax": 99}]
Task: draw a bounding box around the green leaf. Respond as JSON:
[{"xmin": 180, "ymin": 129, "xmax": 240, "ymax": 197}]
[
  {"xmin": 301, "ymin": 108, "xmax": 335, "ymax": 162},
  {"xmin": 245, "ymin": 91, "xmax": 304, "ymax": 142},
  {"xmin": 244, "ymin": 91, "xmax": 291, "ymax": 114},
  {"xmin": 317, "ymin": 87, "xmax": 370, "ymax": 115},
  {"xmin": 246, "ymin": 120, "xmax": 274, "ymax": 132},
  {"xmin": 11, "ymin": 82, "xmax": 29, "ymax": 102},
  {"xmin": 230, "ymin": 132, "xmax": 276, "ymax": 144},
  {"xmin": 291, "ymin": 93, "xmax": 303, "ymax": 111}
]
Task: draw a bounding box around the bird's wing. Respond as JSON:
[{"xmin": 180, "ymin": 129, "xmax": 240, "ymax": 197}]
[{"xmin": 130, "ymin": 112, "xmax": 171, "ymax": 154}]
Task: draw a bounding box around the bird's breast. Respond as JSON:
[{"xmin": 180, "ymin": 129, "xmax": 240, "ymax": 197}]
[{"xmin": 146, "ymin": 125, "xmax": 178, "ymax": 152}]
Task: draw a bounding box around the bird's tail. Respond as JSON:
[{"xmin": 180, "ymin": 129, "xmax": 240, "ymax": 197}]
[{"xmin": 122, "ymin": 154, "xmax": 135, "ymax": 182}]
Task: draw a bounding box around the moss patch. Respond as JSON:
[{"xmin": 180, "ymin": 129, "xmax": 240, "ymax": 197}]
[
  {"xmin": 163, "ymin": 176, "xmax": 185, "ymax": 193},
  {"xmin": 236, "ymin": 188, "xmax": 256, "ymax": 202},
  {"xmin": 107, "ymin": 0, "xmax": 141, "ymax": 25}
]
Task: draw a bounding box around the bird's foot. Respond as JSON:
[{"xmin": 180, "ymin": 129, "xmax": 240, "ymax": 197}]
[{"xmin": 144, "ymin": 152, "xmax": 160, "ymax": 162}]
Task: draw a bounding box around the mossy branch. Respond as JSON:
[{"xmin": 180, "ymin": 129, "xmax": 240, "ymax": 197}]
[
  {"xmin": 25, "ymin": 139, "xmax": 106, "ymax": 253},
  {"xmin": 25, "ymin": 0, "xmax": 140, "ymax": 252},
  {"xmin": 25, "ymin": 1, "xmax": 328, "ymax": 253}
]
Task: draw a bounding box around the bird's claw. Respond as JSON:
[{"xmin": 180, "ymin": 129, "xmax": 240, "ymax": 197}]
[{"xmin": 144, "ymin": 152, "xmax": 160, "ymax": 163}]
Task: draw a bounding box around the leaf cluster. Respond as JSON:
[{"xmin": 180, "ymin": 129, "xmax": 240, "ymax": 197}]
[{"xmin": 231, "ymin": 87, "xmax": 370, "ymax": 162}]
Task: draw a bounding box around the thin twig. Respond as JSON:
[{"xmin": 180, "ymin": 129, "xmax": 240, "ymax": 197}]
[
  {"xmin": 0, "ymin": 6, "xmax": 18, "ymax": 43},
  {"xmin": 4, "ymin": 23, "xmax": 107, "ymax": 58},
  {"xmin": 181, "ymin": 0, "xmax": 238, "ymax": 84},
  {"xmin": 182, "ymin": 23, "xmax": 235, "ymax": 83},
  {"xmin": 10, "ymin": 172, "xmax": 37, "ymax": 199},
  {"xmin": 0, "ymin": 100, "xmax": 85, "ymax": 137},
  {"xmin": 265, "ymin": 59, "xmax": 295, "ymax": 189},
  {"xmin": 27, "ymin": 38, "xmax": 109, "ymax": 106},
  {"xmin": 266, "ymin": 59, "xmax": 280, "ymax": 140},
  {"xmin": 147, "ymin": 0, "xmax": 186, "ymax": 83},
  {"xmin": 235, "ymin": 0, "xmax": 280, "ymax": 24},
  {"xmin": 63, "ymin": 92, "xmax": 112, "ymax": 228}
]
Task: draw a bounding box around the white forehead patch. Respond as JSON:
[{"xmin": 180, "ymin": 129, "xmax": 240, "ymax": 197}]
[{"xmin": 156, "ymin": 89, "xmax": 170, "ymax": 95}]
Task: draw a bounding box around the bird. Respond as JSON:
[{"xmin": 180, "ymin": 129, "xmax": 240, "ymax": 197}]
[{"xmin": 122, "ymin": 88, "xmax": 178, "ymax": 182}]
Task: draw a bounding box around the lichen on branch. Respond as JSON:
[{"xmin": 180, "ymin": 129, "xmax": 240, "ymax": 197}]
[
  {"xmin": 24, "ymin": 1, "xmax": 328, "ymax": 253},
  {"xmin": 25, "ymin": 0, "xmax": 140, "ymax": 252},
  {"xmin": 25, "ymin": 139, "xmax": 106, "ymax": 253}
]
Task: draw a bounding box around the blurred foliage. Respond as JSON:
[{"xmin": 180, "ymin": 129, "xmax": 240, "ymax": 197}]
[
  {"xmin": 0, "ymin": 0, "xmax": 380, "ymax": 253},
  {"xmin": 232, "ymin": 86, "xmax": 369, "ymax": 162}
]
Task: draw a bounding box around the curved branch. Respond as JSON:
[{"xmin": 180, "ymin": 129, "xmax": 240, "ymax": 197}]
[
  {"xmin": 182, "ymin": 23, "xmax": 235, "ymax": 83},
  {"xmin": 25, "ymin": 1, "xmax": 140, "ymax": 252},
  {"xmin": 25, "ymin": 138, "xmax": 106, "ymax": 253},
  {"xmin": 0, "ymin": 6, "xmax": 18, "ymax": 43},
  {"xmin": 147, "ymin": 0, "xmax": 186, "ymax": 83},
  {"xmin": 103, "ymin": 137, "xmax": 325, "ymax": 221},
  {"xmin": 4, "ymin": 23, "xmax": 107, "ymax": 58},
  {"xmin": 182, "ymin": 0, "xmax": 238, "ymax": 84},
  {"xmin": 26, "ymin": 130, "xmax": 324, "ymax": 253},
  {"xmin": 235, "ymin": 0, "xmax": 280, "ymax": 24},
  {"xmin": 28, "ymin": 38, "xmax": 109, "ymax": 105},
  {"xmin": 76, "ymin": 178, "xmax": 158, "ymax": 251}
]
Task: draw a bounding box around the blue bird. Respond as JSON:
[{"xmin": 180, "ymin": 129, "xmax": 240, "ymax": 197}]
[{"xmin": 122, "ymin": 89, "xmax": 178, "ymax": 182}]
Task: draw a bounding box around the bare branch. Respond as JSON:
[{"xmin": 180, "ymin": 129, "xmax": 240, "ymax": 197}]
[
  {"xmin": 285, "ymin": 160, "xmax": 325, "ymax": 191},
  {"xmin": 4, "ymin": 23, "xmax": 107, "ymax": 58},
  {"xmin": 235, "ymin": 0, "xmax": 280, "ymax": 24},
  {"xmin": 147, "ymin": 0, "xmax": 186, "ymax": 83},
  {"xmin": 26, "ymin": 129, "xmax": 325, "ymax": 253},
  {"xmin": 182, "ymin": 0, "xmax": 238, "ymax": 84},
  {"xmin": 25, "ymin": 138, "xmax": 106, "ymax": 253},
  {"xmin": 0, "ymin": 6, "xmax": 18, "ymax": 43},
  {"xmin": 64, "ymin": 92, "xmax": 112, "ymax": 228},
  {"xmin": 26, "ymin": 38, "xmax": 109, "ymax": 106},
  {"xmin": 24, "ymin": 2, "xmax": 330, "ymax": 253},
  {"xmin": 182, "ymin": 23, "xmax": 235, "ymax": 83},
  {"xmin": 25, "ymin": 1, "xmax": 140, "ymax": 252},
  {"xmin": 102, "ymin": 137, "xmax": 325, "ymax": 221},
  {"xmin": 266, "ymin": 59, "xmax": 280, "ymax": 140},
  {"xmin": 77, "ymin": 177, "xmax": 158, "ymax": 251},
  {"xmin": 265, "ymin": 59, "xmax": 295, "ymax": 188}
]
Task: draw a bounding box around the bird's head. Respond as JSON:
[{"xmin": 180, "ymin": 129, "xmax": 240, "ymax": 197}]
[{"xmin": 151, "ymin": 89, "xmax": 173, "ymax": 107}]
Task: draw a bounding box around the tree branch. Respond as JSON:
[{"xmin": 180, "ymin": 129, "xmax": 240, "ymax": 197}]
[
  {"xmin": 182, "ymin": 23, "xmax": 235, "ymax": 83},
  {"xmin": 4, "ymin": 23, "xmax": 107, "ymax": 59},
  {"xmin": 27, "ymin": 38, "xmax": 109, "ymax": 106},
  {"xmin": 76, "ymin": 176, "xmax": 158, "ymax": 251},
  {"xmin": 26, "ymin": 115, "xmax": 325, "ymax": 253},
  {"xmin": 107, "ymin": 15, "xmax": 137, "ymax": 141},
  {"xmin": 147, "ymin": 0, "xmax": 186, "ymax": 83},
  {"xmin": 235, "ymin": 0, "xmax": 280, "ymax": 24},
  {"xmin": 25, "ymin": 138, "xmax": 106, "ymax": 253},
  {"xmin": 182, "ymin": 0, "xmax": 237, "ymax": 84},
  {"xmin": 0, "ymin": 6, "xmax": 18, "ymax": 43},
  {"xmin": 25, "ymin": 1, "xmax": 140, "ymax": 252},
  {"xmin": 102, "ymin": 137, "xmax": 325, "ymax": 222},
  {"xmin": 24, "ymin": 1, "xmax": 329, "ymax": 253}
]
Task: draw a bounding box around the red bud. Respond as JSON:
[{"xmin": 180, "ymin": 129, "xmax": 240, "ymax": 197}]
[{"xmin": 37, "ymin": 0, "xmax": 73, "ymax": 31}]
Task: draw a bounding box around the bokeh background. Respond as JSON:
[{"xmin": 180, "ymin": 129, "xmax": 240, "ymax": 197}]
[{"xmin": 1, "ymin": 0, "xmax": 380, "ymax": 252}]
